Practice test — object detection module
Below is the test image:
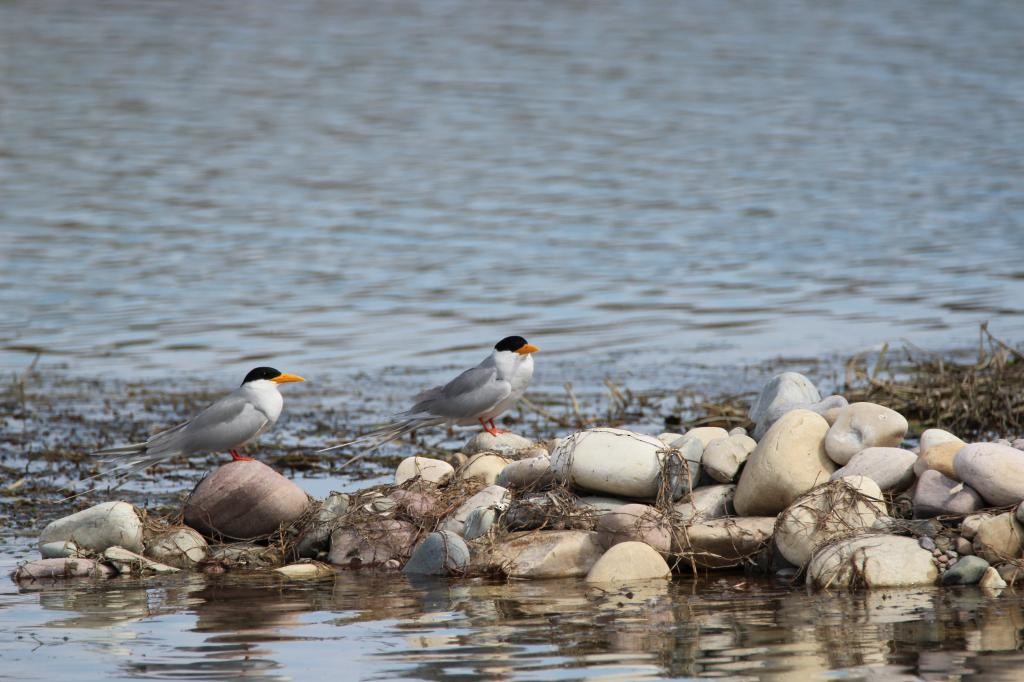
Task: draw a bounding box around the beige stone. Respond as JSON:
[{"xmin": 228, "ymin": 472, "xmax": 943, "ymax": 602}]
[
  {"xmin": 806, "ymin": 535, "xmax": 938, "ymax": 589},
  {"xmin": 486, "ymin": 530, "xmax": 604, "ymax": 579},
  {"xmin": 734, "ymin": 410, "xmax": 834, "ymax": 516},
  {"xmin": 955, "ymin": 443, "xmax": 1024, "ymax": 507},
  {"xmin": 585, "ymin": 542, "xmax": 671, "ymax": 583},
  {"xmin": 459, "ymin": 453, "xmax": 511, "ymax": 486},
  {"xmin": 394, "ymin": 456, "xmax": 454, "ymax": 486},
  {"xmin": 145, "ymin": 527, "xmax": 208, "ymax": 569},
  {"xmin": 824, "ymin": 403, "xmax": 908, "ymax": 465},
  {"xmin": 674, "ymin": 517, "xmax": 776, "ymax": 569},
  {"xmin": 670, "ymin": 427, "xmax": 729, "ymax": 449},
  {"xmin": 973, "ymin": 512, "xmax": 1024, "ymax": 563},
  {"xmin": 463, "ymin": 431, "xmax": 534, "ymax": 455},
  {"xmin": 595, "ymin": 504, "xmax": 673, "ymax": 555},
  {"xmin": 918, "ymin": 429, "xmax": 966, "ymax": 479},
  {"xmin": 702, "ymin": 434, "xmax": 757, "ymax": 483}
]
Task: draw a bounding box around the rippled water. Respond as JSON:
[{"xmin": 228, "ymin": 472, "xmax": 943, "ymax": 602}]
[{"xmin": 3, "ymin": 0, "xmax": 1024, "ymax": 379}]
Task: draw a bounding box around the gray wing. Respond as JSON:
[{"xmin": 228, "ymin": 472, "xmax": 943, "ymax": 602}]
[
  {"xmin": 406, "ymin": 365, "xmax": 511, "ymax": 420},
  {"xmin": 147, "ymin": 392, "xmax": 270, "ymax": 456}
]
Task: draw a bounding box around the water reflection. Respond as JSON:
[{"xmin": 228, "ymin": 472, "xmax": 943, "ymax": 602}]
[{"xmin": 4, "ymin": 571, "xmax": 1024, "ymax": 680}]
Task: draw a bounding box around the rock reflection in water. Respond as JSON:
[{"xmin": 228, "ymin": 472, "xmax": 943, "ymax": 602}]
[{"xmin": 6, "ymin": 571, "xmax": 1024, "ymax": 680}]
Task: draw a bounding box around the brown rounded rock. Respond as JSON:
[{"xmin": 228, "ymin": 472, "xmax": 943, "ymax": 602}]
[{"xmin": 183, "ymin": 460, "xmax": 312, "ymax": 540}]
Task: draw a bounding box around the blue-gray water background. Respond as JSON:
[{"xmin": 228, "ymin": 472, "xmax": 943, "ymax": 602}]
[{"xmin": 3, "ymin": 0, "xmax": 1023, "ymax": 385}]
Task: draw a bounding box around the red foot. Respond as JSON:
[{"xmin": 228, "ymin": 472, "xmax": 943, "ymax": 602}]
[
  {"xmin": 479, "ymin": 419, "xmax": 508, "ymax": 436},
  {"xmin": 229, "ymin": 449, "xmax": 254, "ymax": 462}
]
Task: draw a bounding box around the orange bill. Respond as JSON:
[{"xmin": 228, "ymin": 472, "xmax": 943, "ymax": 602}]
[
  {"xmin": 516, "ymin": 344, "xmax": 540, "ymax": 355},
  {"xmin": 272, "ymin": 373, "xmax": 306, "ymax": 383}
]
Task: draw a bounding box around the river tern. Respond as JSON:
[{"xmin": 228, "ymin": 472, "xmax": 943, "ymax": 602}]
[
  {"xmin": 321, "ymin": 335, "xmax": 538, "ymax": 454},
  {"xmin": 88, "ymin": 366, "xmax": 305, "ymax": 485}
]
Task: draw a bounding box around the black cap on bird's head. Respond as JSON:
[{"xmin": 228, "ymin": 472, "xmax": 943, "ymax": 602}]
[
  {"xmin": 494, "ymin": 336, "xmax": 540, "ymax": 355},
  {"xmin": 242, "ymin": 367, "xmax": 306, "ymax": 385}
]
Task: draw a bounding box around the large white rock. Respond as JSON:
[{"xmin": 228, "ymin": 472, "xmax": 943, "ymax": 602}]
[
  {"xmin": 954, "ymin": 442, "xmax": 1024, "ymax": 507},
  {"xmin": 829, "ymin": 447, "xmax": 917, "ymax": 492},
  {"xmin": 912, "ymin": 469, "xmax": 984, "ymax": 518},
  {"xmin": 495, "ymin": 455, "xmax": 554, "ymax": 489},
  {"xmin": 552, "ymin": 428, "xmax": 689, "ymax": 501},
  {"xmin": 394, "ymin": 456, "xmax": 455, "ymax": 486},
  {"xmin": 824, "ymin": 403, "xmax": 908, "ymax": 465},
  {"xmin": 39, "ymin": 501, "xmax": 144, "ymax": 554},
  {"xmin": 734, "ymin": 410, "xmax": 835, "ymax": 516},
  {"xmin": 441, "ymin": 484, "xmax": 511, "ymax": 536},
  {"xmin": 463, "ymin": 431, "xmax": 535, "ymax": 455},
  {"xmin": 484, "ymin": 530, "xmax": 605, "ymax": 579},
  {"xmin": 673, "ymin": 484, "xmax": 735, "ymax": 523},
  {"xmin": 585, "ymin": 542, "xmax": 671, "ymax": 583},
  {"xmin": 775, "ymin": 477, "xmax": 888, "ymax": 567},
  {"xmin": 674, "ymin": 517, "xmax": 776, "ymax": 569},
  {"xmin": 702, "ymin": 434, "xmax": 757, "ymax": 483},
  {"xmin": 806, "ymin": 535, "xmax": 939, "ymax": 589}
]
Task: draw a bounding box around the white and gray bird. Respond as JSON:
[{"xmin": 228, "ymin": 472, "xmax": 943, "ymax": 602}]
[
  {"xmin": 321, "ymin": 335, "xmax": 538, "ymax": 454},
  {"xmin": 89, "ymin": 366, "xmax": 305, "ymax": 485}
]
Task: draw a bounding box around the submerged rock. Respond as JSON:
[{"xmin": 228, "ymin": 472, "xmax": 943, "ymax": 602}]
[
  {"xmin": 403, "ymin": 531, "xmax": 471, "ymax": 576},
  {"xmin": 806, "ymin": 535, "xmax": 938, "ymax": 589},
  {"xmin": 274, "ymin": 561, "xmax": 336, "ymax": 579},
  {"xmin": 12, "ymin": 558, "xmax": 116, "ymax": 582},
  {"xmin": 145, "ymin": 527, "xmax": 208, "ymax": 569},
  {"xmin": 954, "ymin": 442, "xmax": 1024, "ymax": 507},
  {"xmin": 829, "ymin": 447, "xmax": 917, "ymax": 492},
  {"xmin": 183, "ymin": 460, "xmax": 311, "ymax": 541},
  {"xmin": 734, "ymin": 410, "xmax": 834, "ymax": 516},
  {"xmin": 585, "ymin": 541, "xmax": 671, "ymax": 584},
  {"xmin": 824, "ymin": 403, "xmax": 908, "ymax": 465},
  {"xmin": 394, "ymin": 456, "xmax": 454, "ymax": 486},
  {"xmin": 39, "ymin": 501, "xmax": 144, "ymax": 554}
]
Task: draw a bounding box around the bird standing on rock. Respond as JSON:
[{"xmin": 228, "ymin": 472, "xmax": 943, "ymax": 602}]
[
  {"xmin": 321, "ymin": 335, "xmax": 539, "ymax": 453},
  {"xmin": 89, "ymin": 366, "xmax": 305, "ymax": 485}
]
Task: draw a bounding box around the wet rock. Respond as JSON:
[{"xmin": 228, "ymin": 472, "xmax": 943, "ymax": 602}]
[
  {"xmin": 748, "ymin": 372, "xmax": 822, "ymax": 438},
  {"xmin": 585, "ymin": 541, "xmax": 671, "ymax": 583},
  {"xmin": 145, "ymin": 527, "xmax": 208, "ymax": 569},
  {"xmin": 441, "ymin": 485, "xmax": 511, "ymax": 536},
  {"xmin": 734, "ymin": 410, "xmax": 834, "ymax": 516},
  {"xmin": 702, "ymin": 434, "xmax": 757, "ymax": 483},
  {"xmin": 917, "ymin": 429, "xmax": 965, "ymax": 479},
  {"xmin": 670, "ymin": 427, "xmax": 729, "ymax": 449},
  {"xmin": 184, "ymin": 460, "xmax": 311, "ymax": 540},
  {"xmin": 979, "ymin": 566, "xmax": 1008, "ymax": 591},
  {"xmin": 394, "ymin": 456, "xmax": 454, "ymax": 486},
  {"xmin": 39, "ymin": 501, "xmax": 144, "ymax": 554},
  {"xmin": 328, "ymin": 519, "xmax": 418, "ymax": 568},
  {"xmin": 954, "ymin": 442, "xmax": 1024, "ymax": 507},
  {"xmin": 459, "ymin": 453, "xmax": 512, "ymax": 486},
  {"xmin": 551, "ymin": 428, "xmax": 686, "ymax": 501},
  {"xmin": 775, "ymin": 476, "xmax": 888, "ymax": 567},
  {"xmin": 960, "ymin": 513, "xmax": 991, "ymax": 541},
  {"xmin": 918, "ymin": 536, "xmax": 936, "ymax": 552},
  {"xmin": 595, "ymin": 504, "xmax": 673, "ymax": 555},
  {"xmin": 674, "ymin": 517, "xmax": 776, "ymax": 570},
  {"xmin": 829, "ymin": 447, "xmax": 917, "ymax": 492},
  {"xmin": 403, "ymin": 531, "xmax": 471, "ymax": 576},
  {"xmin": 824, "ymin": 403, "xmax": 908, "ymax": 465},
  {"xmin": 274, "ymin": 561, "xmax": 336, "ymax": 579},
  {"xmin": 387, "ymin": 489, "xmax": 438, "ymax": 517},
  {"xmin": 912, "ymin": 470, "xmax": 984, "ymax": 518},
  {"xmin": 463, "ymin": 507, "xmax": 497, "ymax": 540},
  {"xmin": 463, "ymin": 431, "xmax": 534, "ymax": 455},
  {"xmin": 12, "ymin": 558, "xmax": 115, "ymax": 582},
  {"xmin": 210, "ymin": 542, "xmax": 282, "ymax": 568},
  {"xmin": 484, "ymin": 530, "xmax": 604, "ymax": 579},
  {"xmin": 104, "ymin": 546, "xmax": 180, "ymax": 575},
  {"xmin": 495, "ymin": 455, "xmax": 554, "ymax": 489},
  {"xmin": 673, "ymin": 484, "xmax": 735, "ymax": 523},
  {"xmin": 806, "ymin": 535, "xmax": 938, "ymax": 589},
  {"xmin": 40, "ymin": 540, "xmax": 80, "ymax": 559},
  {"xmin": 293, "ymin": 492, "xmax": 352, "ymax": 559},
  {"xmin": 973, "ymin": 512, "xmax": 1024, "ymax": 563},
  {"xmin": 941, "ymin": 555, "xmax": 990, "ymax": 585}
]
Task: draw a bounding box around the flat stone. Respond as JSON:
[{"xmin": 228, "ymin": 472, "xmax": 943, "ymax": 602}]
[
  {"xmin": 702, "ymin": 434, "xmax": 757, "ymax": 483},
  {"xmin": 972, "ymin": 512, "xmax": 1024, "ymax": 563},
  {"xmin": 440, "ymin": 484, "xmax": 511, "ymax": 536},
  {"xmin": 734, "ymin": 410, "xmax": 835, "ymax": 516},
  {"xmin": 484, "ymin": 530, "xmax": 605, "ymax": 579},
  {"xmin": 275, "ymin": 561, "xmax": 336, "ymax": 579},
  {"xmin": 12, "ymin": 558, "xmax": 116, "ymax": 582},
  {"xmin": 495, "ymin": 455, "xmax": 554, "ymax": 489},
  {"xmin": 674, "ymin": 517, "xmax": 776, "ymax": 570},
  {"xmin": 104, "ymin": 546, "xmax": 180, "ymax": 575},
  {"xmin": 775, "ymin": 476, "xmax": 888, "ymax": 567},
  {"xmin": 39, "ymin": 501, "xmax": 144, "ymax": 554},
  {"xmin": 595, "ymin": 504, "xmax": 673, "ymax": 555},
  {"xmin": 912, "ymin": 470, "xmax": 984, "ymax": 518},
  {"xmin": 806, "ymin": 535, "xmax": 938, "ymax": 589},
  {"xmin": 954, "ymin": 442, "xmax": 1024, "ymax": 507},
  {"xmin": 824, "ymin": 403, "xmax": 908, "ymax": 465},
  {"xmin": 940, "ymin": 555, "xmax": 990, "ymax": 585},
  {"xmin": 673, "ymin": 484, "xmax": 735, "ymax": 523},
  {"xmin": 585, "ymin": 541, "xmax": 671, "ymax": 583},
  {"xmin": 459, "ymin": 453, "xmax": 511, "ymax": 486},
  {"xmin": 403, "ymin": 531, "xmax": 471, "ymax": 576},
  {"xmin": 829, "ymin": 447, "xmax": 918, "ymax": 492},
  {"xmin": 328, "ymin": 519, "xmax": 418, "ymax": 568},
  {"xmin": 145, "ymin": 527, "xmax": 208, "ymax": 569},
  {"xmin": 463, "ymin": 431, "xmax": 535, "ymax": 455},
  {"xmin": 394, "ymin": 456, "xmax": 454, "ymax": 486}
]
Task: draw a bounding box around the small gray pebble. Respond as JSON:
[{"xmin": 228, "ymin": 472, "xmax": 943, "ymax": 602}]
[{"xmin": 919, "ymin": 536, "xmax": 936, "ymax": 551}]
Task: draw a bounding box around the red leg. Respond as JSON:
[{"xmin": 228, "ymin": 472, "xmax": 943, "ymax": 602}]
[
  {"xmin": 478, "ymin": 417, "xmax": 502, "ymax": 436},
  {"xmin": 230, "ymin": 449, "xmax": 254, "ymax": 462}
]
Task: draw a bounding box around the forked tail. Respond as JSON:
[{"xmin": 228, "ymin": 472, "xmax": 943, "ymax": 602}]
[{"xmin": 317, "ymin": 415, "xmax": 447, "ymax": 469}]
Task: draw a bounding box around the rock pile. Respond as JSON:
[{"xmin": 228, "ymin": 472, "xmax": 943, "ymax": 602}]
[{"xmin": 14, "ymin": 371, "xmax": 1024, "ymax": 592}]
